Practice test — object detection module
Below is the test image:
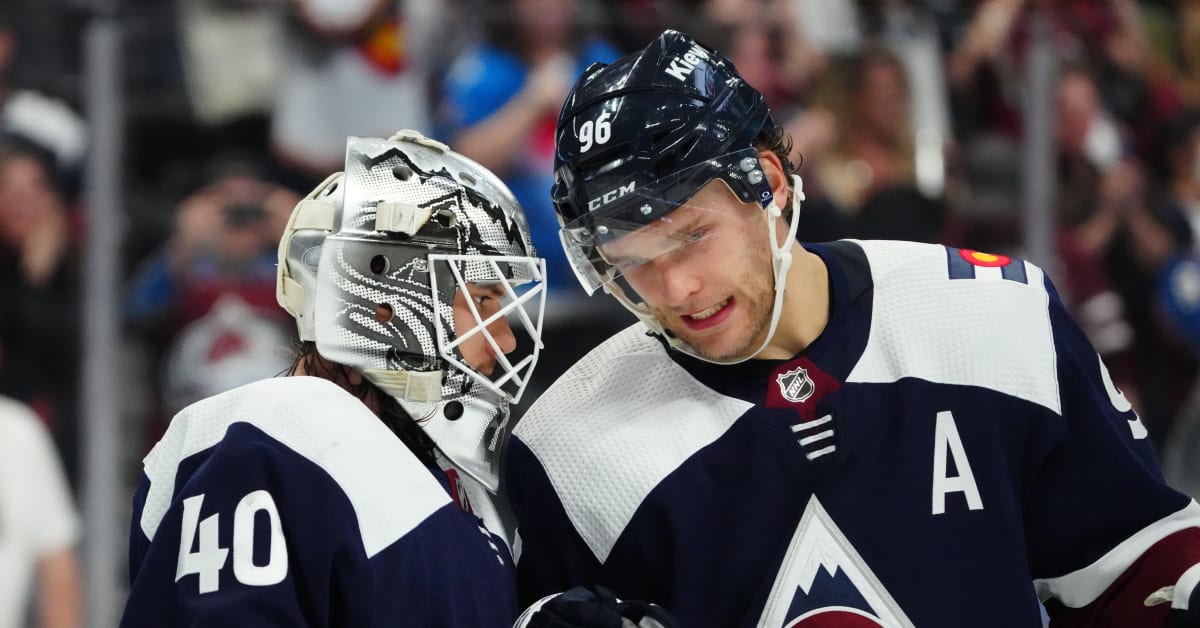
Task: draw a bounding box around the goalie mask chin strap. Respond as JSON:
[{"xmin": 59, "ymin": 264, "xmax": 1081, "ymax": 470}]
[{"xmin": 363, "ymin": 368, "xmax": 443, "ymax": 402}]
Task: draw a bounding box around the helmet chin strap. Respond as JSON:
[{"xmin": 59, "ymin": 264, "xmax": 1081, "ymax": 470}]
[
  {"xmin": 639, "ymin": 174, "xmax": 804, "ymax": 365},
  {"xmin": 700, "ymin": 173, "xmax": 805, "ymax": 365}
]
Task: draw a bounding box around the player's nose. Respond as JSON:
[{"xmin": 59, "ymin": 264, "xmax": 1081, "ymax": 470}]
[
  {"xmin": 488, "ymin": 316, "xmax": 517, "ymax": 355},
  {"xmin": 654, "ymin": 255, "xmax": 702, "ymax": 309}
]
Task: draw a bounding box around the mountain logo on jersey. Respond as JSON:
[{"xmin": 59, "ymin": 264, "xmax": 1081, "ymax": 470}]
[
  {"xmin": 778, "ymin": 367, "xmax": 816, "ymax": 403},
  {"xmin": 757, "ymin": 497, "xmax": 915, "ymax": 628},
  {"xmin": 788, "ymin": 610, "xmax": 885, "ymax": 627}
]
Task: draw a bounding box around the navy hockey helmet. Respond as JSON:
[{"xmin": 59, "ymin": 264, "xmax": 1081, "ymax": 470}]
[
  {"xmin": 550, "ymin": 30, "xmax": 805, "ymax": 364},
  {"xmin": 552, "ymin": 31, "xmax": 775, "ymax": 289}
]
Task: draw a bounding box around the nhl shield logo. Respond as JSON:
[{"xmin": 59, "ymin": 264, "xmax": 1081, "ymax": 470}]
[{"xmin": 777, "ymin": 367, "xmax": 816, "ymax": 403}]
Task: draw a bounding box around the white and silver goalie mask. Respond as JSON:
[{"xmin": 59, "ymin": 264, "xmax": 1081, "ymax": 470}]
[{"xmin": 277, "ymin": 131, "xmax": 547, "ymax": 490}]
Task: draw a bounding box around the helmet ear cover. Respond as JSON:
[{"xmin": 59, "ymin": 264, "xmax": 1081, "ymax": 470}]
[{"xmin": 277, "ymin": 171, "xmax": 342, "ymax": 343}]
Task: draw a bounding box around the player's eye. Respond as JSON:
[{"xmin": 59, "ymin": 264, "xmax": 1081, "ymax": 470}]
[
  {"xmin": 614, "ymin": 257, "xmax": 647, "ymax": 272},
  {"xmin": 684, "ymin": 228, "xmax": 709, "ymax": 244}
]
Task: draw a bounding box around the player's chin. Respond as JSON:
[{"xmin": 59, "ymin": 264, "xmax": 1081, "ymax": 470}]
[
  {"xmin": 465, "ymin": 356, "xmax": 496, "ymax": 377},
  {"xmin": 685, "ymin": 333, "xmax": 755, "ymax": 363}
]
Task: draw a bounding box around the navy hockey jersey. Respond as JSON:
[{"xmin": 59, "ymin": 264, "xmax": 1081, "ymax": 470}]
[
  {"xmin": 121, "ymin": 376, "xmax": 517, "ymax": 627},
  {"xmin": 506, "ymin": 240, "xmax": 1200, "ymax": 627}
]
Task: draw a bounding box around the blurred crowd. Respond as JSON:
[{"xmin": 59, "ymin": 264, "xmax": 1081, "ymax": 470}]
[{"xmin": 1, "ymin": 0, "xmax": 1200, "ymax": 621}]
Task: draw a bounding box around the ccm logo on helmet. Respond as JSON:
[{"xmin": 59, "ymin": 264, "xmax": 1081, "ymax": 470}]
[
  {"xmin": 588, "ymin": 181, "xmax": 637, "ymax": 211},
  {"xmin": 665, "ymin": 42, "xmax": 711, "ymax": 82}
]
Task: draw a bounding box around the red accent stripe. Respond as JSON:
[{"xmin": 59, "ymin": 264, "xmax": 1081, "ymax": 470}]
[
  {"xmin": 1045, "ymin": 527, "xmax": 1200, "ymax": 627},
  {"xmin": 766, "ymin": 358, "xmax": 841, "ymax": 421}
]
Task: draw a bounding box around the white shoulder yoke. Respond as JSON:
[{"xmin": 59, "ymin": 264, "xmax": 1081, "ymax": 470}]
[
  {"xmin": 140, "ymin": 376, "xmax": 450, "ymax": 558},
  {"xmin": 515, "ymin": 324, "xmax": 752, "ymax": 563},
  {"xmin": 845, "ymin": 240, "xmax": 1060, "ymax": 415}
]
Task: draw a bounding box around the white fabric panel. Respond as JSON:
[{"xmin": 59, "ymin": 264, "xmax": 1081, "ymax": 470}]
[
  {"xmin": 973, "ymin": 265, "xmax": 1003, "ymax": 281},
  {"xmin": 515, "ymin": 325, "xmax": 752, "ymax": 562},
  {"xmin": 846, "ymin": 241, "xmax": 1060, "ymax": 415},
  {"xmin": 140, "ymin": 376, "xmax": 450, "ymax": 558},
  {"xmin": 1034, "ymin": 501, "xmax": 1200, "ymax": 607},
  {"xmin": 1175, "ymin": 562, "xmax": 1200, "ymax": 610},
  {"xmin": 0, "ymin": 397, "xmax": 80, "ymax": 628}
]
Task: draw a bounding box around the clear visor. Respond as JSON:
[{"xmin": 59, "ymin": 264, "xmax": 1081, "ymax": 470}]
[
  {"xmin": 428, "ymin": 253, "xmax": 547, "ymax": 405},
  {"xmin": 559, "ymin": 148, "xmax": 772, "ymax": 296},
  {"xmin": 570, "ymin": 207, "xmax": 747, "ymax": 321}
]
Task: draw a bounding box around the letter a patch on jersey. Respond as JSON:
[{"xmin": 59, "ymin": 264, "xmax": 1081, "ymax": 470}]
[
  {"xmin": 946, "ymin": 247, "xmax": 1028, "ymax": 283},
  {"xmin": 756, "ymin": 497, "xmax": 914, "ymax": 628}
]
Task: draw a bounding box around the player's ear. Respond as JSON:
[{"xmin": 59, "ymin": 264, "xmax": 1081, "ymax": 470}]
[{"xmin": 757, "ymin": 149, "xmax": 789, "ymax": 208}]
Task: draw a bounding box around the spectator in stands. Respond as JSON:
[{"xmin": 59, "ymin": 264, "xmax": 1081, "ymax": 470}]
[
  {"xmin": 810, "ymin": 47, "xmax": 915, "ymax": 212},
  {"xmin": 271, "ymin": 0, "xmax": 446, "ymax": 181},
  {"xmin": 1136, "ymin": 110, "xmax": 1200, "ymax": 435},
  {"xmin": 800, "ymin": 46, "xmax": 949, "ymax": 244},
  {"xmin": 125, "ymin": 160, "xmax": 298, "ymax": 333},
  {"xmin": 435, "ymin": 0, "xmax": 628, "ymax": 414},
  {"xmin": 0, "ymin": 142, "xmax": 81, "ymax": 484},
  {"xmin": 0, "ymin": 9, "xmax": 86, "ymax": 179},
  {"xmin": 946, "ymin": 0, "xmax": 1177, "ymax": 156},
  {"xmin": 1152, "ymin": 110, "xmax": 1200, "ymax": 254},
  {"xmin": 0, "ymin": 394, "xmax": 81, "ymax": 628},
  {"xmin": 1183, "ymin": 2, "xmax": 1200, "ymax": 107},
  {"xmin": 1052, "ymin": 65, "xmax": 1189, "ymax": 444},
  {"xmin": 124, "ymin": 160, "xmax": 299, "ymax": 446},
  {"xmin": 437, "ymin": 0, "xmax": 619, "ymax": 297},
  {"xmin": 689, "ymin": 0, "xmax": 804, "ymax": 111}
]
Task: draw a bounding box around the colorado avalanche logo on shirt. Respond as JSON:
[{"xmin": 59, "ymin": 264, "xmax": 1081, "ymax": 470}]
[
  {"xmin": 777, "ymin": 367, "xmax": 816, "ymax": 403},
  {"xmin": 788, "ymin": 609, "xmax": 885, "ymax": 627},
  {"xmin": 758, "ymin": 497, "xmax": 914, "ymax": 628}
]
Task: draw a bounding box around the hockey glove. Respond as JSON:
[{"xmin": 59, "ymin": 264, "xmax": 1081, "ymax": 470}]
[{"xmin": 515, "ymin": 585, "xmax": 680, "ymax": 628}]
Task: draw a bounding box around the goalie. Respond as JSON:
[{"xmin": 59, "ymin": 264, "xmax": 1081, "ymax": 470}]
[{"xmin": 120, "ymin": 131, "xmax": 547, "ymax": 626}]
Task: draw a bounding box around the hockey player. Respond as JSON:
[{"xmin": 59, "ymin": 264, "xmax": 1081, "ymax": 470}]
[
  {"xmin": 120, "ymin": 131, "xmax": 550, "ymax": 626},
  {"xmin": 506, "ymin": 30, "xmax": 1200, "ymax": 627}
]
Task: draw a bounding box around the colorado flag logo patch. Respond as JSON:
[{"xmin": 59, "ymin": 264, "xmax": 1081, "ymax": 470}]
[{"xmin": 946, "ymin": 247, "xmax": 1027, "ymax": 283}]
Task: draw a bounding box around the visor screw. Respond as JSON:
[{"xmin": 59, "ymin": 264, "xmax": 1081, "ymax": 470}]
[
  {"xmin": 444, "ymin": 401, "xmax": 464, "ymax": 421},
  {"xmin": 740, "ymin": 156, "xmax": 757, "ymax": 172},
  {"xmin": 597, "ymin": 225, "xmax": 610, "ymax": 236},
  {"xmin": 748, "ymin": 169, "xmax": 764, "ymax": 184},
  {"xmin": 715, "ymin": 130, "xmax": 727, "ymax": 140},
  {"xmin": 392, "ymin": 165, "xmax": 413, "ymax": 181},
  {"xmin": 640, "ymin": 204, "xmax": 653, "ymax": 215}
]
